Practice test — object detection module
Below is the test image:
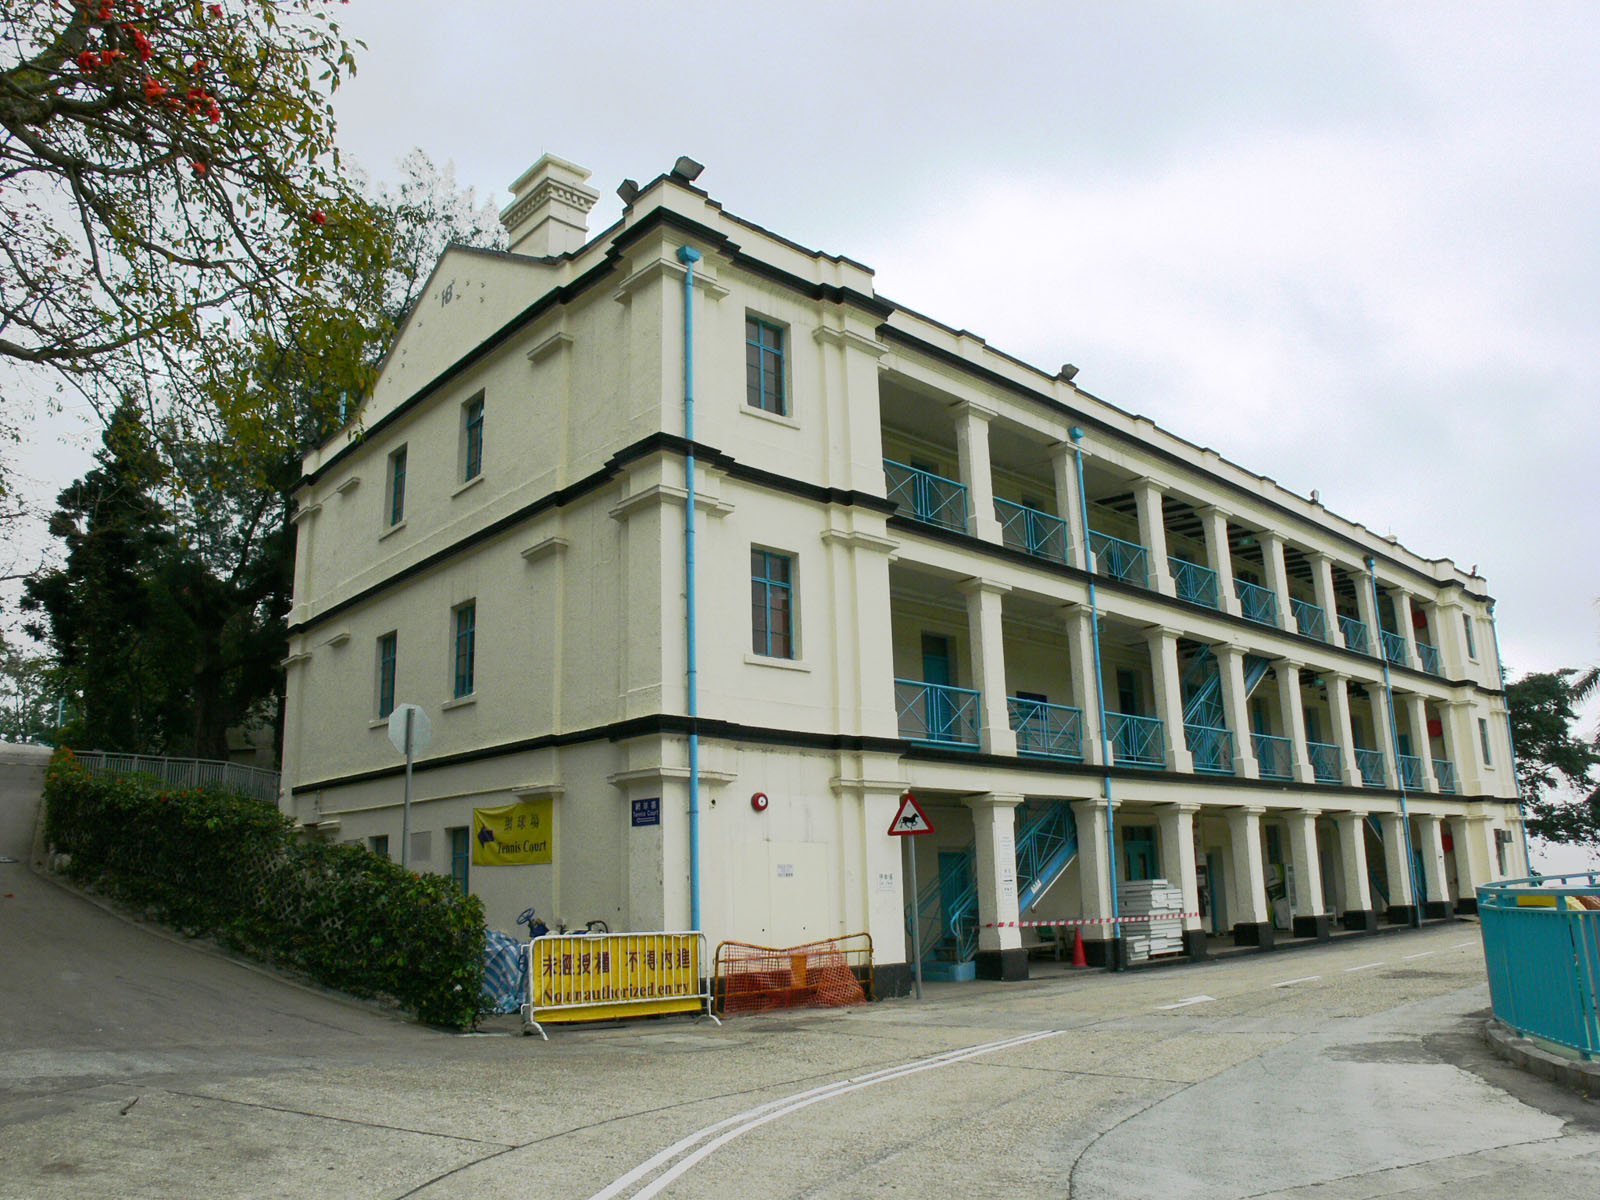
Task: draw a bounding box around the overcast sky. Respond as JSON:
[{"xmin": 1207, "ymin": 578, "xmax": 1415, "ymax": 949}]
[{"xmin": 7, "ymin": 2, "xmax": 1597, "ymax": 852}]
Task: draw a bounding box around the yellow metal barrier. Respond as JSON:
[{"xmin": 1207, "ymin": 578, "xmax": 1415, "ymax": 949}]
[{"xmin": 521, "ymin": 931, "xmax": 719, "ymax": 1039}]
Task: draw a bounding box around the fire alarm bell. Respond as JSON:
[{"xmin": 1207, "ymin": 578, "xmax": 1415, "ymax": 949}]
[{"xmin": 751, "ymin": 792, "xmax": 770, "ymax": 812}]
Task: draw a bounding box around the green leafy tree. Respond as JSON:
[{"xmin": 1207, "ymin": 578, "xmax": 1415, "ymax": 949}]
[
  {"xmin": 1508, "ymin": 666, "xmax": 1600, "ymax": 847},
  {"xmin": 0, "ymin": 638, "xmax": 62, "ymax": 742}
]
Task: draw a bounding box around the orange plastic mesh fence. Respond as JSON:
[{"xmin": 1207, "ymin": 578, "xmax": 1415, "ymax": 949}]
[{"xmin": 714, "ymin": 932, "xmax": 873, "ymax": 1015}]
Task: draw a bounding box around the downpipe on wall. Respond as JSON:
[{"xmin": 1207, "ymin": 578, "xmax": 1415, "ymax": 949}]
[
  {"xmin": 1366, "ymin": 557, "xmax": 1421, "ymax": 928},
  {"xmin": 1486, "ymin": 600, "xmax": 1533, "ymax": 875},
  {"xmin": 677, "ymin": 245, "xmax": 703, "ymax": 931}
]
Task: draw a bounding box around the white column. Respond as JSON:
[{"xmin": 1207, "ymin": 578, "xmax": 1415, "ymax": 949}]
[
  {"xmin": 1225, "ymin": 806, "xmax": 1271, "ymax": 928},
  {"xmin": 1134, "ymin": 477, "xmax": 1173, "ymax": 596},
  {"xmin": 1436, "ymin": 599, "xmax": 1470, "ymax": 676},
  {"xmin": 1326, "ymin": 672, "xmax": 1362, "ymax": 786},
  {"xmin": 1395, "ymin": 590, "xmax": 1420, "ymax": 668},
  {"xmin": 1050, "ymin": 444, "xmax": 1089, "ymax": 571},
  {"xmin": 1352, "ymin": 564, "xmax": 1380, "ymax": 657},
  {"xmin": 1261, "ymin": 531, "xmax": 1292, "ymax": 631},
  {"xmin": 1450, "ymin": 814, "xmax": 1486, "ymax": 904},
  {"xmin": 958, "ymin": 577, "xmax": 1017, "ymax": 756},
  {"xmin": 1215, "ymin": 643, "xmax": 1260, "ymax": 778},
  {"xmin": 1157, "ymin": 803, "xmax": 1203, "ymax": 935},
  {"xmin": 1333, "ymin": 811, "xmax": 1375, "ymax": 917},
  {"xmin": 953, "ymin": 401, "xmax": 1001, "ymax": 543},
  {"xmin": 1275, "ymin": 659, "xmax": 1314, "ymax": 784},
  {"xmin": 1063, "ymin": 603, "xmax": 1103, "ymax": 766},
  {"xmin": 1146, "ymin": 627, "xmax": 1195, "ymax": 773},
  {"xmin": 1308, "ymin": 552, "xmax": 1340, "ymax": 645},
  {"xmin": 1198, "ymin": 505, "xmax": 1241, "ymax": 616},
  {"xmin": 968, "ymin": 794, "xmax": 1023, "ymax": 954},
  {"xmin": 1444, "ymin": 700, "xmax": 1486, "ymax": 794},
  {"xmin": 1415, "ymin": 813, "xmax": 1449, "ymax": 912},
  {"xmin": 1377, "ymin": 810, "xmax": 1415, "ymax": 910},
  {"xmin": 1405, "ymin": 694, "xmax": 1438, "ymax": 791},
  {"xmin": 1286, "ymin": 809, "xmax": 1326, "ymax": 921},
  {"xmin": 1370, "ymin": 686, "xmax": 1399, "ymax": 789},
  {"xmin": 1072, "ymin": 798, "xmax": 1115, "ymax": 924}
]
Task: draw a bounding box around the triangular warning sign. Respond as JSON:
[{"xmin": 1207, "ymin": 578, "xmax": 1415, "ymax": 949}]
[{"xmin": 888, "ymin": 793, "xmax": 934, "ymax": 836}]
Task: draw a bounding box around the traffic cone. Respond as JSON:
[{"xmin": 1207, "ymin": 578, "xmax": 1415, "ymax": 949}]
[{"xmin": 1071, "ymin": 927, "xmax": 1087, "ymax": 968}]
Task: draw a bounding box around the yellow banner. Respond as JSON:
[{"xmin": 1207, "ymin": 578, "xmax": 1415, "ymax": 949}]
[
  {"xmin": 529, "ymin": 933, "xmax": 704, "ymax": 1023},
  {"xmin": 472, "ymin": 798, "xmax": 553, "ymax": 865}
]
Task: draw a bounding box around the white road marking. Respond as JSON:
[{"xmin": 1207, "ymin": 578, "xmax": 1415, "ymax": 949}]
[
  {"xmin": 1272, "ymin": 975, "xmax": 1321, "ymax": 988},
  {"xmin": 1453, "ymin": 941, "xmax": 1477, "ymax": 948},
  {"xmin": 1403, "ymin": 951, "xmax": 1435, "ymax": 960},
  {"xmin": 587, "ymin": 1028, "xmax": 1062, "ymax": 1200},
  {"xmin": 1343, "ymin": 962, "xmax": 1385, "ymax": 972},
  {"xmin": 1155, "ymin": 994, "xmax": 1216, "ymax": 1010}
]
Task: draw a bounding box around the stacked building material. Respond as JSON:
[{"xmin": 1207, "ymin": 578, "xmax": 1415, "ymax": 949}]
[{"xmin": 1121, "ymin": 879, "xmax": 1187, "ymax": 962}]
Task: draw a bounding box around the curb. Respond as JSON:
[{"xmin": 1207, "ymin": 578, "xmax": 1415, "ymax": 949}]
[{"xmin": 1482, "ymin": 1018, "xmax": 1600, "ymax": 1099}]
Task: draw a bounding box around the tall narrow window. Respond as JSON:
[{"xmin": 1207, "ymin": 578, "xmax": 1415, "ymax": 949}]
[
  {"xmin": 449, "ymin": 827, "xmax": 469, "ymax": 893},
  {"xmin": 745, "ymin": 317, "xmax": 786, "ymax": 415},
  {"xmin": 1116, "ymin": 668, "xmax": 1139, "ymax": 716},
  {"xmin": 1462, "ymin": 614, "xmax": 1477, "ymax": 659},
  {"xmin": 452, "ymin": 602, "xmax": 476, "ymax": 698},
  {"xmin": 369, "ymin": 835, "xmax": 389, "ymax": 860},
  {"xmin": 377, "ymin": 632, "xmax": 398, "ymax": 718},
  {"xmin": 387, "ymin": 445, "xmax": 407, "ymax": 526},
  {"xmin": 1479, "ymin": 717, "xmax": 1493, "ymax": 766},
  {"xmin": 463, "ymin": 394, "xmax": 484, "ymax": 481},
  {"xmin": 750, "ymin": 549, "xmax": 794, "ymax": 658}
]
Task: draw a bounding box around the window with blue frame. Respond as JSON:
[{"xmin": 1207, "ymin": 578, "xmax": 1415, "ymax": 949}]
[
  {"xmin": 376, "ymin": 632, "xmax": 397, "ymax": 718},
  {"xmin": 387, "ymin": 445, "xmax": 407, "ymax": 526},
  {"xmin": 1463, "ymin": 614, "xmax": 1477, "ymax": 659},
  {"xmin": 1479, "ymin": 717, "xmax": 1493, "ymax": 765},
  {"xmin": 463, "ymin": 394, "xmax": 484, "ymax": 481},
  {"xmin": 369, "ymin": 835, "xmax": 389, "ymax": 859},
  {"xmin": 750, "ymin": 549, "xmax": 794, "ymax": 658},
  {"xmin": 449, "ymin": 827, "xmax": 469, "ymax": 893},
  {"xmin": 745, "ymin": 317, "xmax": 785, "ymax": 415},
  {"xmin": 452, "ymin": 602, "xmax": 476, "ymax": 697}
]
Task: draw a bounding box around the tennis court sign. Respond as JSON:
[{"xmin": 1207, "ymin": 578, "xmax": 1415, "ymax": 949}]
[
  {"xmin": 521, "ymin": 931, "xmax": 719, "ymax": 1039},
  {"xmin": 472, "ymin": 798, "xmax": 553, "ymax": 865}
]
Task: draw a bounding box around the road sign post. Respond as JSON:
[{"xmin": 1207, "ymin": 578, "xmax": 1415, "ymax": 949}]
[
  {"xmin": 888, "ymin": 792, "xmax": 935, "ymax": 1000},
  {"xmin": 388, "ymin": 704, "xmax": 431, "ymax": 867}
]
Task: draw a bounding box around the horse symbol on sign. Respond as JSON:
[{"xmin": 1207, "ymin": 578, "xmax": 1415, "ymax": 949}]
[{"xmin": 887, "ymin": 793, "xmax": 934, "ymax": 836}]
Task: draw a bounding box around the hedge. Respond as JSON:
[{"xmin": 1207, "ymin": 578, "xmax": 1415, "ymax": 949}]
[{"xmin": 43, "ymin": 749, "xmax": 485, "ymax": 1029}]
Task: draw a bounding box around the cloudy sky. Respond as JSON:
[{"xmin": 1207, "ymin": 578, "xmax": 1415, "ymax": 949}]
[{"xmin": 8, "ymin": 3, "xmax": 1597, "ymax": 849}]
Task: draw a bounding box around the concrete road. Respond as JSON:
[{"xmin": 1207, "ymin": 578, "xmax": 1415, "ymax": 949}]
[{"xmin": 3, "ymin": 754, "xmax": 1597, "ymax": 1198}]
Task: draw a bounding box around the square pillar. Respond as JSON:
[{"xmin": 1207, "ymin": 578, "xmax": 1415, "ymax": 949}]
[
  {"xmin": 1376, "ymin": 810, "xmax": 1417, "ymax": 924},
  {"xmin": 1286, "ymin": 808, "xmax": 1330, "ymax": 940},
  {"xmin": 1157, "ymin": 802, "xmax": 1206, "ymax": 957},
  {"xmin": 1307, "ymin": 552, "xmax": 1341, "ymax": 646},
  {"xmin": 1261, "ymin": 532, "xmax": 1293, "ymax": 631},
  {"xmin": 1071, "ymin": 798, "xmax": 1121, "ymax": 967},
  {"xmin": 1145, "ymin": 627, "xmax": 1195, "ymax": 773},
  {"xmin": 1063, "ymin": 604, "xmax": 1104, "ymax": 766},
  {"xmin": 1414, "ymin": 813, "xmax": 1451, "ymax": 919},
  {"xmin": 1134, "ymin": 478, "xmax": 1173, "ymax": 596},
  {"xmin": 1395, "ymin": 590, "xmax": 1421, "ymax": 668},
  {"xmin": 957, "ymin": 577, "xmax": 1017, "ymax": 756},
  {"xmin": 968, "ymin": 793, "xmax": 1027, "ymax": 980},
  {"xmin": 953, "ymin": 401, "xmax": 1001, "ymax": 543},
  {"xmin": 1197, "ymin": 505, "xmax": 1241, "ymax": 617},
  {"xmin": 1370, "ymin": 686, "xmax": 1399, "ymax": 789},
  {"xmin": 1351, "ymin": 565, "xmax": 1381, "ymax": 657},
  {"xmin": 1404, "ymin": 694, "xmax": 1438, "ymax": 791},
  {"xmin": 1435, "ymin": 599, "xmax": 1470, "ymax": 676},
  {"xmin": 1216, "ymin": 643, "xmax": 1260, "ymax": 779},
  {"xmin": 1275, "ymin": 659, "xmax": 1315, "ymax": 784},
  {"xmin": 1443, "ymin": 700, "xmax": 1486, "ymax": 794},
  {"xmin": 1333, "ymin": 811, "xmax": 1377, "ymax": 929},
  {"xmin": 1050, "ymin": 444, "xmax": 1089, "ymax": 571},
  {"xmin": 1449, "ymin": 814, "xmax": 1485, "ymax": 913},
  {"xmin": 1225, "ymin": 806, "xmax": 1273, "ymax": 947},
  {"xmin": 1326, "ymin": 672, "xmax": 1362, "ymax": 786}
]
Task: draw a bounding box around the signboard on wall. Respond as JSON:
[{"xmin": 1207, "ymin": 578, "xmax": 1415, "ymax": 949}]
[
  {"xmin": 631, "ymin": 797, "xmax": 661, "ymax": 827},
  {"xmin": 472, "ymin": 797, "xmax": 554, "ymax": 865}
]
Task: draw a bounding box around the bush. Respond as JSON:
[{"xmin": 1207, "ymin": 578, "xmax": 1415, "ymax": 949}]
[{"xmin": 43, "ymin": 749, "xmax": 484, "ymax": 1028}]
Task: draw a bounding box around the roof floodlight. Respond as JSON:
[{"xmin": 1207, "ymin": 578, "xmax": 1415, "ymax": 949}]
[{"xmin": 672, "ymin": 156, "xmax": 705, "ymax": 182}]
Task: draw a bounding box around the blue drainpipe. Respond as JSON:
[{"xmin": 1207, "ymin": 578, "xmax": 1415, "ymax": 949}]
[
  {"xmin": 677, "ymin": 244, "xmax": 703, "ymax": 931},
  {"xmin": 1486, "ymin": 600, "xmax": 1533, "ymax": 876},
  {"xmin": 1069, "ymin": 428, "xmax": 1123, "ymax": 970},
  {"xmin": 1366, "ymin": 557, "xmax": 1421, "ymax": 927}
]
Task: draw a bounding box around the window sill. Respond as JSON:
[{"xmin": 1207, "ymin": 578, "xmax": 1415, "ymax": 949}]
[
  {"xmin": 441, "ymin": 694, "xmax": 476, "ymax": 711},
  {"xmin": 744, "ymin": 653, "xmax": 809, "ymax": 672},
  {"xmin": 452, "ymin": 475, "xmax": 485, "ymax": 499},
  {"xmin": 741, "ymin": 403, "xmax": 799, "ymax": 430},
  {"xmin": 378, "ymin": 520, "xmax": 407, "ymax": 542},
  {"xmin": 369, "ymin": 717, "xmax": 389, "ymax": 730}
]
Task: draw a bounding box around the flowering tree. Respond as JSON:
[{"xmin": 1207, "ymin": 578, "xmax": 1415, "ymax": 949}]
[{"xmin": 0, "ymin": 0, "xmax": 378, "ymax": 476}]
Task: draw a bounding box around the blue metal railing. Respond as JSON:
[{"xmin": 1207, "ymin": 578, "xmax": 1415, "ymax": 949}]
[
  {"xmin": 1185, "ymin": 723, "xmax": 1235, "ymax": 775},
  {"xmin": 1181, "ymin": 643, "xmax": 1225, "ymax": 729},
  {"xmin": 995, "ymin": 498, "xmax": 1068, "ymax": 563},
  {"xmin": 1292, "ymin": 598, "xmax": 1329, "ymax": 642},
  {"xmin": 1169, "ymin": 557, "xmax": 1220, "ymax": 609},
  {"xmin": 1016, "ymin": 801, "xmax": 1079, "ymax": 913},
  {"xmin": 1088, "ymin": 530, "xmax": 1149, "ymax": 587},
  {"xmin": 1479, "ymin": 872, "xmax": 1600, "ymax": 1060},
  {"xmin": 1355, "ymin": 747, "xmax": 1387, "ymax": 788},
  {"xmin": 1396, "ymin": 753, "xmax": 1424, "ymax": 791},
  {"xmin": 1253, "ymin": 733, "xmax": 1294, "ymax": 780},
  {"xmin": 1416, "ymin": 640, "xmax": 1442, "ymax": 676},
  {"xmin": 1339, "ymin": 615, "xmax": 1371, "ymax": 654},
  {"xmin": 1306, "ymin": 740, "xmax": 1342, "ymax": 784},
  {"xmin": 1380, "ymin": 629, "xmax": 1410, "ymax": 668},
  {"xmin": 883, "ymin": 459, "xmax": 969, "ymax": 533},
  {"xmin": 1106, "ymin": 711, "xmax": 1164, "ymax": 768},
  {"xmin": 894, "ymin": 678, "xmax": 981, "ymax": 747},
  {"xmin": 1434, "ymin": 758, "xmax": 1458, "ymax": 794},
  {"xmin": 1235, "ymin": 578, "xmax": 1280, "ymax": 627},
  {"xmin": 1008, "ymin": 696, "xmax": 1083, "ymax": 761}
]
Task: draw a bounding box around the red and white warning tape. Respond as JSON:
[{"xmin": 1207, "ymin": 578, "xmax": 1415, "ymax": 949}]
[{"xmin": 981, "ymin": 913, "xmax": 1200, "ymax": 928}]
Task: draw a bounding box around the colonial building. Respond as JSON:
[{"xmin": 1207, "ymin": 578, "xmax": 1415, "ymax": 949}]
[{"xmin": 280, "ymin": 153, "xmax": 1525, "ymax": 989}]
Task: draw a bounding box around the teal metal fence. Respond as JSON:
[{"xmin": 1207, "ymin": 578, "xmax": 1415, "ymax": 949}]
[
  {"xmin": 995, "ymin": 498, "xmax": 1067, "ymax": 562},
  {"xmin": 1355, "ymin": 747, "xmax": 1387, "ymax": 788},
  {"xmin": 1234, "ymin": 578, "xmax": 1279, "ymax": 627},
  {"xmin": 1292, "ymin": 598, "xmax": 1329, "ymax": 642},
  {"xmin": 1380, "ymin": 628, "xmax": 1410, "ymax": 668},
  {"xmin": 1396, "ymin": 753, "xmax": 1424, "ymax": 790},
  {"xmin": 1339, "ymin": 615, "xmax": 1370, "ymax": 654},
  {"xmin": 1253, "ymin": 733, "xmax": 1294, "ymax": 780},
  {"xmin": 894, "ymin": 678, "xmax": 981, "ymax": 747},
  {"xmin": 1089, "ymin": 530, "xmax": 1149, "ymax": 587},
  {"xmin": 1479, "ymin": 873, "xmax": 1600, "ymax": 1060},
  {"xmin": 1306, "ymin": 740, "xmax": 1342, "ymax": 783},
  {"xmin": 1008, "ymin": 696, "xmax": 1083, "ymax": 761},
  {"xmin": 1416, "ymin": 640, "xmax": 1442, "ymax": 676},
  {"xmin": 1434, "ymin": 758, "xmax": 1458, "ymax": 794},
  {"xmin": 1106, "ymin": 711, "xmax": 1164, "ymax": 768},
  {"xmin": 1185, "ymin": 723, "xmax": 1235, "ymax": 775},
  {"xmin": 883, "ymin": 459, "xmax": 969, "ymax": 533},
  {"xmin": 1169, "ymin": 557, "xmax": 1220, "ymax": 608}
]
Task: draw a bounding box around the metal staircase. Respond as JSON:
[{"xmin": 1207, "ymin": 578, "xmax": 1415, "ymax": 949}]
[{"xmin": 1179, "ymin": 644, "xmax": 1273, "ymax": 727}]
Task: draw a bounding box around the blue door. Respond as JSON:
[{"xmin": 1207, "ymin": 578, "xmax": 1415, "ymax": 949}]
[
  {"xmin": 1206, "ymin": 851, "xmax": 1226, "ymax": 934},
  {"xmin": 921, "ymin": 633, "xmax": 955, "ymax": 741},
  {"xmin": 1124, "ymin": 828, "xmax": 1157, "ymax": 881}
]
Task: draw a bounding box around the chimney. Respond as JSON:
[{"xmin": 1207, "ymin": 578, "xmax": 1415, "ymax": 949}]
[{"xmin": 499, "ymin": 154, "xmax": 600, "ymax": 256}]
